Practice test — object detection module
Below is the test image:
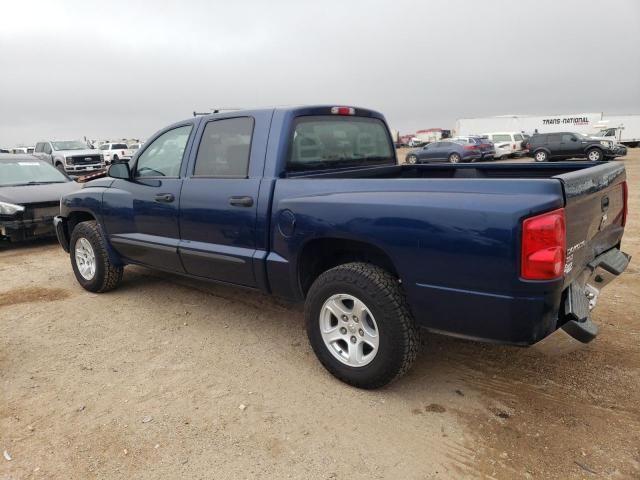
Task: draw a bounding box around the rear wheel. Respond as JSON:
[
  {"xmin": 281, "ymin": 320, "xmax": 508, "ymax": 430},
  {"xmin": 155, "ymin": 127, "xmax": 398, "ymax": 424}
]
[
  {"xmin": 406, "ymin": 154, "xmax": 418, "ymax": 165},
  {"xmin": 534, "ymin": 150, "xmax": 548, "ymax": 162},
  {"xmin": 448, "ymin": 153, "xmax": 461, "ymax": 163},
  {"xmin": 70, "ymin": 221, "xmax": 123, "ymax": 293},
  {"xmin": 587, "ymin": 148, "xmax": 603, "ymax": 162},
  {"xmin": 305, "ymin": 262, "xmax": 419, "ymax": 389}
]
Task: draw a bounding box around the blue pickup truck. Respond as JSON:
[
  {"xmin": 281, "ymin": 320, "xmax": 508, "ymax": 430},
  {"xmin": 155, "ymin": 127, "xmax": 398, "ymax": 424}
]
[{"xmin": 54, "ymin": 106, "xmax": 630, "ymax": 388}]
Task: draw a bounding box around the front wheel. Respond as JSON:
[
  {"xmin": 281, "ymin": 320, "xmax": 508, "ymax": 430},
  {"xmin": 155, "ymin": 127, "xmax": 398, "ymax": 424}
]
[
  {"xmin": 587, "ymin": 148, "xmax": 603, "ymax": 162},
  {"xmin": 55, "ymin": 163, "xmax": 66, "ymax": 172},
  {"xmin": 305, "ymin": 262, "xmax": 419, "ymax": 389},
  {"xmin": 70, "ymin": 221, "xmax": 123, "ymax": 293},
  {"xmin": 448, "ymin": 153, "xmax": 461, "ymax": 163},
  {"xmin": 406, "ymin": 154, "xmax": 418, "ymax": 165},
  {"xmin": 534, "ymin": 150, "xmax": 548, "ymax": 162}
]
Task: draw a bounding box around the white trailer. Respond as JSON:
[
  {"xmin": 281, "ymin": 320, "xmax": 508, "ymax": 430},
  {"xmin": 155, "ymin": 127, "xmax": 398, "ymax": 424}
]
[
  {"xmin": 456, "ymin": 113, "xmax": 603, "ymax": 137},
  {"xmin": 592, "ymin": 115, "xmax": 640, "ymax": 147}
]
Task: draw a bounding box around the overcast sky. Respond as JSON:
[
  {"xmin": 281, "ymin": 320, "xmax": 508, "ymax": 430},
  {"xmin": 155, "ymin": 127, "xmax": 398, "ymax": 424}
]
[{"xmin": 1, "ymin": 0, "xmax": 639, "ymax": 146}]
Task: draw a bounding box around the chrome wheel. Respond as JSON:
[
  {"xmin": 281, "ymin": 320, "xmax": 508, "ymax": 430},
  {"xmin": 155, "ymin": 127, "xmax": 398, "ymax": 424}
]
[
  {"xmin": 535, "ymin": 151, "xmax": 547, "ymax": 162},
  {"xmin": 449, "ymin": 153, "xmax": 460, "ymax": 163},
  {"xmin": 319, "ymin": 293, "xmax": 379, "ymax": 367},
  {"xmin": 75, "ymin": 237, "xmax": 96, "ymax": 280},
  {"xmin": 407, "ymin": 155, "xmax": 417, "ymax": 164},
  {"xmin": 588, "ymin": 149, "xmax": 601, "ymax": 161}
]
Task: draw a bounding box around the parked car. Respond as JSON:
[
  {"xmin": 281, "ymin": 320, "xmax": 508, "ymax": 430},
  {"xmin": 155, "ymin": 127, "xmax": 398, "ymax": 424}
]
[
  {"xmin": 98, "ymin": 143, "xmax": 135, "ymax": 165},
  {"xmin": 449, "ymin": 136, "xmax": 495, "ymax": 160},
  {"xmin": 33, "ymin": 140, "xmax": 104, "ymax": 174},
  {"xmin": 405, "ymin": 140, "xmax": 481, "ymax": 164},
  {"xmin": 526, "ymin": 132, "xmax": 625, "ymax": 162},
  {"xmin": 53, "ymin": 105, "xmax": 630, "ymax": 389},
  {"xmin": 482, "ymin": 132, "xmax": 526, "ymax": 159},
  {"xmin": 0, "ymin": 154, "xmax": 79, "ymax": 242},
  {"xmin": 11, "ymin": 147, "xmax": 35, "ymax": 154}
]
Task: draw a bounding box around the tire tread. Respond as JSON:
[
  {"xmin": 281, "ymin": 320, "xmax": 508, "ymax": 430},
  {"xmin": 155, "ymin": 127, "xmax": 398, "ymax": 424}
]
[{"xmin": 305, "ymin": 262, "xmax": 419, "ymax": 389}]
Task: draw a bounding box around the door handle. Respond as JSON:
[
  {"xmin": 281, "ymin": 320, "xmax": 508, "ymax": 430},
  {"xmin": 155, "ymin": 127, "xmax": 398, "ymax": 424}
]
[
  {"xmin": 229, "ymin": 196, "xmax": 254, "ymax": 207},
  {"xmin": 155, "ymin": 193, "xmax": 175, "ymax": 203}
]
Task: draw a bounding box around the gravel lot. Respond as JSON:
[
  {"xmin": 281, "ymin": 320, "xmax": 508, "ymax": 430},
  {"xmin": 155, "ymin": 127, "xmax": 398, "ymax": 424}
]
[{"xmin": 2, "ymin": 151, "xmax": 639, "ymax": 479}]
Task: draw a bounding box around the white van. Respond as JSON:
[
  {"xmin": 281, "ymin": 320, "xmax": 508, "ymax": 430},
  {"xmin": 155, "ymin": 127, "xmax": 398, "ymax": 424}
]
[{"xmin": 482, "ymin": 132, "xmax": 526, "ymax": 159}]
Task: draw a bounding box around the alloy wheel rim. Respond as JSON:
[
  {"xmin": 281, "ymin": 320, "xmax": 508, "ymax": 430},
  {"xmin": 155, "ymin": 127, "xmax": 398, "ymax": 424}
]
[
  {"xmin": 589, "ymin": 150, "xmax": 600, "ymax": 161},
  {"xmin": 319, "ymin": 293, "xmax": 379, "ymax": 367},
  {"xmin": 75, "ymin": 237, "xmax": 96, "ymax": 280}
]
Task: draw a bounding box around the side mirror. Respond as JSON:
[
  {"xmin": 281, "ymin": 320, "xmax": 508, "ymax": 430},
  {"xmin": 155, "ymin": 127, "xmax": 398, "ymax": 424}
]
[{"xmin": 108, "ymin": 161, "xmax": 131, "ymax": 180}]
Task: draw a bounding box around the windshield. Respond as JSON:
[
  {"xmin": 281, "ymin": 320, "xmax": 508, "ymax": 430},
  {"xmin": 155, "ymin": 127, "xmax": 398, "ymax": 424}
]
[
  {"xmin": 0, "ymin": 160, "xmax": 69, "ymax": 186},
  {"xmin": 52, "ymin": 141, "xmax": 88, "ymax": 151},
  {"xmin": 288, "ymin": 116, "xmax": 394, "ymax": 171}
]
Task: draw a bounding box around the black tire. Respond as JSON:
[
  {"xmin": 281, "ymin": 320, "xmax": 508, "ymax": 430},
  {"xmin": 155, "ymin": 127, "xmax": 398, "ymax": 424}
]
[
  {"xmin": 533, "ymin": 150, "xmax": 548, "ymax": 162},
  {"xmin": 406, "ymin": 154, "xmax": 418, "ymax": 165},
  {"xmin": 70, "ymin": 221, "xmax": 123, "ymax": 293},
  {"xmin": 586, "ymin": 148, "xmax": 603, "ymax": 162},
  {"xmin": 449, "ymin": 153, "xmax": 461, "ymax": 163},
  {"xmin": 55, "ymin": 163, "xmax": 66, "ymax": 172},
  {"xmin": 113, "ymin": 155, "xmax": 119, "ymax": 162},
  {"xmin": 305, "ymin": 262, "xmax": 419, "ymax": 389}
]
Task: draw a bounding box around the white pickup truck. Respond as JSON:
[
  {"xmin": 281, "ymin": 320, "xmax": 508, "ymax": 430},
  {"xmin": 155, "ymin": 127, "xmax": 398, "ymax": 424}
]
[{"xmin": 99, "ymin": 143, "xmax": 135, "ymax": 164}]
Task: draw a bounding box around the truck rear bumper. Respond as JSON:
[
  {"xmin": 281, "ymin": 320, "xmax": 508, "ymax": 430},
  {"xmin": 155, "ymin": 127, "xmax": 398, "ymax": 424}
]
[
  {"xmin": 533, "ymin": 248, "xmax": 630, "ymax": 354},
  {"xmin": 411, "ymin": 247, "xmax": 630, "ymax": 349}
]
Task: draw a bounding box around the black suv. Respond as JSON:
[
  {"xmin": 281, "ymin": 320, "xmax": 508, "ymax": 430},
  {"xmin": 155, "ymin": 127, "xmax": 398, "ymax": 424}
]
[{"xmin": 526, "ymin": 132, "xmax": 622, "ymax": 162}]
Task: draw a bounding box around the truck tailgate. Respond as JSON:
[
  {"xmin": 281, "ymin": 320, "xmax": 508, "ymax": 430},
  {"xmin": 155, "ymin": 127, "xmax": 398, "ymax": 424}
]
[{"xmin": 554, "ymin": 161, "xmax": 627, "ymax": 288}]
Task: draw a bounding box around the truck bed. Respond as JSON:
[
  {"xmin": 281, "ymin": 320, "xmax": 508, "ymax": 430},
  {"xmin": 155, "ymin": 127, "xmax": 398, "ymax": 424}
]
[{"xmin": 274, "ymin": 161, "xmax": 626, "ymax": 344}]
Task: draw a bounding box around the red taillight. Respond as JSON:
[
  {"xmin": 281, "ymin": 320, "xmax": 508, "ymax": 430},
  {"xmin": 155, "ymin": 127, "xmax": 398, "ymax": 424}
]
[
  {"xmin": 521, "ymin": 208, "xmax": 566, "ymax": 280},
  {"xmin": 331, "ymin": 106, "xmax": 355, "ymax": 116},
  {"xmin": 463, "ymin": 145, "xmax": 476, "ymax": 151},
  {"xmin": 622, "ymin": 181, "xmax": 628, "ymax": 227}
]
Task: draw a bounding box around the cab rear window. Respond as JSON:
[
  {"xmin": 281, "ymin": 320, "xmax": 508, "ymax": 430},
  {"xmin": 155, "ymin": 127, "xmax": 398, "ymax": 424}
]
[{"xmin": 288, "ymin": 116, "xmax": 394, "ymax": 171}]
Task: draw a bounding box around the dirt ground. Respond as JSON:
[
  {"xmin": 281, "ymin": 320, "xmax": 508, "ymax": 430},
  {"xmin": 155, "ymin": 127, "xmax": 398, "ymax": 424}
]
[{"xmin": 2, "ymin": 151, "xmax": 639, "ymax": 480}]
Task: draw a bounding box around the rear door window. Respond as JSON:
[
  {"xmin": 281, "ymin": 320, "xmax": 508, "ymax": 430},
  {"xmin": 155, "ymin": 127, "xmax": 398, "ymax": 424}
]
[
  {"xmin": 194, "ymin": 117, "xmax": 254, "ymax": 177},
  {"xmin": 548, "ymin": 134, "xmax": 563, "ymax": 144}
]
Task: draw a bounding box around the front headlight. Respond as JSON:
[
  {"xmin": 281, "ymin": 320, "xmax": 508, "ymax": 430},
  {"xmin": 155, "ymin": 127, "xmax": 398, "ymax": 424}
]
[
  {"xmin": 0, "ymin": 201, "xmax": 25, "ymax": 216},
  {"xmin": 600, "ymin": 140, "xmax": 611, "ymax": 147},
  {"xmin": 65, "ymin": 156, "xmax": 73, "ymax": 164}
]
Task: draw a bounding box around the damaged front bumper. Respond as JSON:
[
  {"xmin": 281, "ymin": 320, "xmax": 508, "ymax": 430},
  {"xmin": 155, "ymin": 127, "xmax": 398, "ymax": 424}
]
[{"xmin": 533, "ymin": 247, "xmax": 630, "ymax": 355}]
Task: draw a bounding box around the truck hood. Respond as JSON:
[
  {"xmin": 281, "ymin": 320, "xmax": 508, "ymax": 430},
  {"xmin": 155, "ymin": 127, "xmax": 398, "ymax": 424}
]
[
  {"xmin": 55, "ymin": 149, "xmax": 100, "ymax": 157},
  {"xmin": 0, "ymin": 181, "xmax": 80, "ymax": 205}
]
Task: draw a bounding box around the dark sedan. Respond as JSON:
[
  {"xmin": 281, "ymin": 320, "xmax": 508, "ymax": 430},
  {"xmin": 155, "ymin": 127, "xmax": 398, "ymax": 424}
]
[
  {"xmin": 451, "ymin": 136, "xmax": 495, "ymax": 160},
  {"xmin": 405, "ymin": 140, "xmax": 482, "ymax": 164},
  {"xmin": 0, "ymin": 155, "xmax": 79, "ymax": 242}
]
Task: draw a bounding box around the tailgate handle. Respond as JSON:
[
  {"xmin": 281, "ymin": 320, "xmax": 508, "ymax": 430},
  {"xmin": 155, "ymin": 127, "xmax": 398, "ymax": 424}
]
[{"xmin": 601, "ymin": 195, "xmax": 609, "ymax": 211}]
